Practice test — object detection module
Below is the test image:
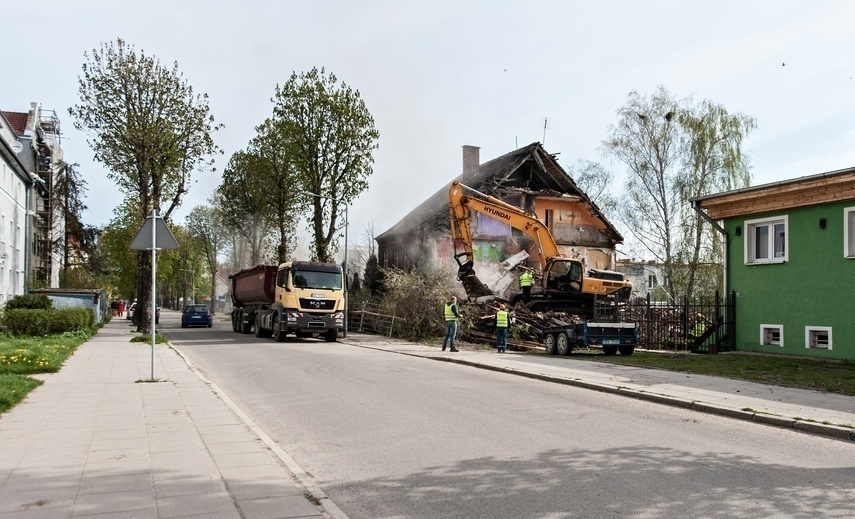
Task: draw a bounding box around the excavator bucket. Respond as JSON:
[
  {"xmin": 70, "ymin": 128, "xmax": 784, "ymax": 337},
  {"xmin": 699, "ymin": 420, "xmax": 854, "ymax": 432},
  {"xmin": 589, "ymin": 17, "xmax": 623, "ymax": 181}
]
[{"xmin": 456, "ymin": 259, "xmax": 495, "ymax": 299}]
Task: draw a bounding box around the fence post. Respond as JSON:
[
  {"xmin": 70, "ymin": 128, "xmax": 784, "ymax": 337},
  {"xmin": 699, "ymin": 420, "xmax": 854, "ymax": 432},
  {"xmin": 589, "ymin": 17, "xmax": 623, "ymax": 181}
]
[
  {"xmin": 359, "ymin": 300, "xmax": 366, "ymax": 332},
  {"xmin": 730, "ymin": 290, "xmax": 736, "ymax": 351},
  {"xmin": 388, "ymin": 308, "xmax": 395, "ymax": 338},
  {"xmin": 711, "ymin": 291, "xmax": 720, "ymax": 354},
  {"xmin": 646, "ymin": 292, "xmax": 652, "ymax": 350},
  {"xmin": 683, "ymin": 295, "xmax": 689, "ymax": 346}
]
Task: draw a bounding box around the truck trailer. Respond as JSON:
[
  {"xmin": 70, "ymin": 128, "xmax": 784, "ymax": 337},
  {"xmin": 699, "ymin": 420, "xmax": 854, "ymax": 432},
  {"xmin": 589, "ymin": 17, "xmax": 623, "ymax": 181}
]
[
  {"xmin": 541, "ymin": 320, "xmax": 637, "ymax": 356},
  {"xmin": 229, "ymin": 261, "xmax": 345, "ymax": 342}
]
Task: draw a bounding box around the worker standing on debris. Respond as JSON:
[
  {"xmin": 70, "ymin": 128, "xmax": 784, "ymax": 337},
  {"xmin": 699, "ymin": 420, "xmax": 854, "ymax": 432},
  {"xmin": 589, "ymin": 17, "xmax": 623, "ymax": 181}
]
[
  {"xmin": 495, "ymin": 303, "xmax": 509, "ymax": 353},
  {"xmin": 442, "ymin": 296, "xmax": 460, "ymax": 352},
  {"xmin": 519, "ymin": 270, "xmax": 533, "ymax": 302}
]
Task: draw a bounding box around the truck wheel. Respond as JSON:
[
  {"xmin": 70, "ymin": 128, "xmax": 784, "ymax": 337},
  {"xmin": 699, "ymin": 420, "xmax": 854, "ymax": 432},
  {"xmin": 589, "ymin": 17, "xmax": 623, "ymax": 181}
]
[
  {"xmin": 603, "ymin": 345, "xmax": 618, "ymax": 356},
  {"xmin": 324, "ymin": 329, "xmax": 338, "ymax": 342},
  {"xmin": 231, "ymin": 313, "xmax": 239, "ymax": 332},
  {"xmin": 544, "ymin": 334, "xmax": 557, "ymax": 355},
  {"xmin": 271, "ymin": 312, "xmax": 286, "ymax": 342},
  {"xmin": 619, "ymin": 345, "xmax": 635, "ymax": 356},
  {"xmin": 556, "ymin": 333, "xmax": 572, "ymax": 356},
  {"xmin": 240, "ymin": 314, "xmax": 252, "ymax": 334},
  {"xmin": 254, "ymin": 316, "xmax": 265, "ymax": 337}
]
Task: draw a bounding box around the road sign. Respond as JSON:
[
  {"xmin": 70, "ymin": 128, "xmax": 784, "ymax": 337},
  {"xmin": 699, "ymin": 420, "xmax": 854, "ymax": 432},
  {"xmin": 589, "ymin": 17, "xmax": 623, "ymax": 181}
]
[{"xmin": 130, "ymin": 214, "xmax": 179, "ymax": 250}]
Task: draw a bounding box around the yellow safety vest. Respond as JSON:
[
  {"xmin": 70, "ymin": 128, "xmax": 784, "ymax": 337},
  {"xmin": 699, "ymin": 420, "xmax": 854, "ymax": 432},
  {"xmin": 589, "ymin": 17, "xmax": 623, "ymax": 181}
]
[
  {"xmin": 520, "ymin": 272, "xmax": 533, "ymax": 288},
  {"xmin": 496, "ymin": 310, "xmax": 509, "ymax": 328},
  {"xmin": 444, "ymin": 303, "xmax": 458, "ymax": 322}
]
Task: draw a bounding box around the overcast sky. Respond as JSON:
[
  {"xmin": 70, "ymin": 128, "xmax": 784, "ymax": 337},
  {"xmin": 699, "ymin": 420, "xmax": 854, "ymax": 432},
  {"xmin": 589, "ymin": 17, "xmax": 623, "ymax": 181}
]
[{"xmin": 2, "ymin": 1, "xmax": 854, "ymax": 260}]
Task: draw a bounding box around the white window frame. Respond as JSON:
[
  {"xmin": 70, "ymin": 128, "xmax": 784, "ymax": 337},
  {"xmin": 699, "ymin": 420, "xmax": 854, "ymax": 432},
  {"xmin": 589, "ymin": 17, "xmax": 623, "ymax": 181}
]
[
  {"xmin": 845, "ymin": 206, "xmax": 855, "ymax": 258},
  {"xmin": 744, "ymin": 215, "xmax": 788, "ymax": 264},
  {"xmin": 805, "ymin": 326, "xmax": 832, "ymax": 350},
  {"xmin": 760, "ymin": 324, "xmax": 783, "ymax": 347}
]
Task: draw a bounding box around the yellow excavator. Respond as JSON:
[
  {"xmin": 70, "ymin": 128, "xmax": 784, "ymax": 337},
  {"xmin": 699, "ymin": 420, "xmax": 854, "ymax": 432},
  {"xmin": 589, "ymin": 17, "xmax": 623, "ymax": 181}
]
[{"xmin": 448, "ymin": 180, "xmax": 632, "ymax": 315}]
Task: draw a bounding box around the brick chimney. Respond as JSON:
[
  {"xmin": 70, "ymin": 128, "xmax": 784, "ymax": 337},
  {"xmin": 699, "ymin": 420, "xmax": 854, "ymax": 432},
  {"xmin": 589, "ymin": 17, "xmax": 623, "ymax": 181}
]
[{"xmin": 462, "ymin": 145, "xmax": 480, "ymax": 179}]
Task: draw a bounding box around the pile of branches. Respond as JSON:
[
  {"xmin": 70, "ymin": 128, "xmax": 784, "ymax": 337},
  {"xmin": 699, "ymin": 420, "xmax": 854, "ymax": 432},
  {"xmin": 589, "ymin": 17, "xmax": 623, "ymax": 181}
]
[{"xmin": 463, "ymin": 300, "xmax": 584, "ymax": 344}]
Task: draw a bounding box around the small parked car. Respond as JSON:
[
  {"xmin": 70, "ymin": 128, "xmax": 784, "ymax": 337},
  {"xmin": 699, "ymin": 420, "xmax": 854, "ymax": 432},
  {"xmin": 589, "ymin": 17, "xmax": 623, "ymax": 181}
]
[
  {"xmin": 181, "ymin": 304, "xmax": 213, "ymax": 328},
  {"xmin": 127, "ymin": 303, "xmax": 160, "ymax": 324}
]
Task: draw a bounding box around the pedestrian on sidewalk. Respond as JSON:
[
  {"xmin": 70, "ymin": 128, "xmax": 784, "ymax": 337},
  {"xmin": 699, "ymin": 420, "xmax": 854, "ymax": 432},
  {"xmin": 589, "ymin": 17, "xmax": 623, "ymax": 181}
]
[
  {"xmin": 442, "ymin": 295, "xmax": 460, "ymax": 352},
  {"xmin": 495, "ymin": 303, "xmax": 509, "ymax": 353}
]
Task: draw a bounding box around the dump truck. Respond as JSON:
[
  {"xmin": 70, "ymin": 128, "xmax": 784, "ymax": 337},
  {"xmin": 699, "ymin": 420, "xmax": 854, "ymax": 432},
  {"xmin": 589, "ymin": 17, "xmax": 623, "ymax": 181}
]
[
  {"xmin": 448, "ymin": 180, "xmax": 632, "ymax": 316},
  {"xmin": 229, "ymin": 261, "xmax": 345, "ymax": 342}
]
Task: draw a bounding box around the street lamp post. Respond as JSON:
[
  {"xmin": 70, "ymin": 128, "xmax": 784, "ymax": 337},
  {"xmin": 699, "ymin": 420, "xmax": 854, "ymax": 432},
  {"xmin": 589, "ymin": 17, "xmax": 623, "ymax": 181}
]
[{"xmin": 301, "ymin": 191, "xmax": 348, "ymax": 338}]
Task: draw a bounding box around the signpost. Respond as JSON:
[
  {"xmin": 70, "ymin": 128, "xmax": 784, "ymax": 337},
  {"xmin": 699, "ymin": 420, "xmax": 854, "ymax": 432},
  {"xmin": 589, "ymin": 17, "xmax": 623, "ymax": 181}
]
[{"xmin": 130, "ymin": 210, "xmax": 179, "ymax": 380}]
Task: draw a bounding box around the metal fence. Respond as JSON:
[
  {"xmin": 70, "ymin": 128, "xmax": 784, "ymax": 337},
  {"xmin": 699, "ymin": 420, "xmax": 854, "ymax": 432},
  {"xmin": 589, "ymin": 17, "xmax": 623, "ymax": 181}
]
[{"xmin": 594, "ymin": 291, "xmax": 736, "ymax": 354}]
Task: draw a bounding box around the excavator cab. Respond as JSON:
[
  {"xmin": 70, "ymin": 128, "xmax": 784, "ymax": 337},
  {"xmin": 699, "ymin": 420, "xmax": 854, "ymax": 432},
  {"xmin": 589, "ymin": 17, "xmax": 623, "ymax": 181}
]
[{"xmin": 545, "ymin": 258, "xmax": 583, "ymax": 295}]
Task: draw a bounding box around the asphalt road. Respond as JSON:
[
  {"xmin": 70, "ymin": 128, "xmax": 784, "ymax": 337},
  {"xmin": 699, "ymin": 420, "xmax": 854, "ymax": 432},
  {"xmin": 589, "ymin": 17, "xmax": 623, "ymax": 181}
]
[{"xmin": 162, "ymin": 311, "xmax": 855, "ymax": 519}]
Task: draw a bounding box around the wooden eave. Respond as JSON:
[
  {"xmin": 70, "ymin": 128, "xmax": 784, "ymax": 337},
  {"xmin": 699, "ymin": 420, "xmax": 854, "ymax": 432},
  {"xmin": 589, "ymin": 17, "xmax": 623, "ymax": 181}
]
[{"xmin": 693, "ymin": 168, "xmax": 855, "ymax": 220}]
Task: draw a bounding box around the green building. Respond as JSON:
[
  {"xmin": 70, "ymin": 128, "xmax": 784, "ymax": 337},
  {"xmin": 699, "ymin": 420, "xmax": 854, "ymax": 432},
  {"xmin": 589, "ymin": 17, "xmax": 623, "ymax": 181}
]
[{"xmin": 693, "ymin": 167, "xmax": 855, "ymax": 360}]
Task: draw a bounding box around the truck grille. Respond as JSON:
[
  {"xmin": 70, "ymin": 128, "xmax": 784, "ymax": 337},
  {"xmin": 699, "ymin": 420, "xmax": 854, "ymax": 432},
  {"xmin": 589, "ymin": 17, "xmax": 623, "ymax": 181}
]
[{"xmin": 299, "ymin": 298, "xmax": 336, "ymax": 311}]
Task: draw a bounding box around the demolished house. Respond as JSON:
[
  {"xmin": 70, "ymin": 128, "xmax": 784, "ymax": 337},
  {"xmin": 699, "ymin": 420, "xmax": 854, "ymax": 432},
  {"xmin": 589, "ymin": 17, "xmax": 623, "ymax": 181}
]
[{"xmin": 375, "ymin": 143, "xmax": 624, "ymax": 299}]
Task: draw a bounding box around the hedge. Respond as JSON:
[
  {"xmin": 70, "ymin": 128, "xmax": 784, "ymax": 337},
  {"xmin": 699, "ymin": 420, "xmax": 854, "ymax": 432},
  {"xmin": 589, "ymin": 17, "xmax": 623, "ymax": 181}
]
[{"xmin": 5, "ymin": 308, "xmax": 94, "ymax": 336}]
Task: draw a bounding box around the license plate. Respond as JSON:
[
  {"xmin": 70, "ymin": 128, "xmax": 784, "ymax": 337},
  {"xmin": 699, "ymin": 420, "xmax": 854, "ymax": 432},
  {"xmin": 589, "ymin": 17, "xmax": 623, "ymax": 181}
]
[
  {"xmin": 603, "ymin": 339, "xmax": 619, "ymax": 345},
  {"xmin": 192, "ymin": 316, "xmax": 200, "ymax": 319}
]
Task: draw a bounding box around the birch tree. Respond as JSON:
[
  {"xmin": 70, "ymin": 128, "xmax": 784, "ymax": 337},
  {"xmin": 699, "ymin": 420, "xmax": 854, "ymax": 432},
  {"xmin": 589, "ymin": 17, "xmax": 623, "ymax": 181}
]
[{"xmin": 604, "ymin": 86, "xmax": 755, "ymax": 300}]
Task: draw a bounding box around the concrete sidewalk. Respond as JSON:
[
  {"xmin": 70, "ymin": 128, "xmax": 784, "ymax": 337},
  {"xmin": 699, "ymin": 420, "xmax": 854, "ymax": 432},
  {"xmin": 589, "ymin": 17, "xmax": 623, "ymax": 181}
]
[
  {"xmin": 0, "ymin": 319, "xmax": 338, "ymax": 519},
  {"xmin": 340, "ymin": 334, "xmax": 855, "ymax": 442}
]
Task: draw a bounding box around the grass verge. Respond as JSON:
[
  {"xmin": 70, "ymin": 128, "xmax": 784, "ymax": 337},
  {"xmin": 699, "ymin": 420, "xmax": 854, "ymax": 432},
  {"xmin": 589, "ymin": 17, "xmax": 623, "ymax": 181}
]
[
  {"xmin": 0, "ymin": 329, "xmax": 93, "ymax": 413},
  {"xmin": 0, "ymin": 374, "xmax": 42, "ymax": 414},
  {"xmin": 568, "ymin": 349, "xmax": 855, "ymax": 396}
]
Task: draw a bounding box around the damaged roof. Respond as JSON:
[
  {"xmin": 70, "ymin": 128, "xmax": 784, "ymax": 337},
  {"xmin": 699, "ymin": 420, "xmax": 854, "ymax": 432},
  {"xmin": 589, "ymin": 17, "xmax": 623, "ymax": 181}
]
[{"xmin": 377, "ymin": 142, "xmax": 623, "ymax": 242}]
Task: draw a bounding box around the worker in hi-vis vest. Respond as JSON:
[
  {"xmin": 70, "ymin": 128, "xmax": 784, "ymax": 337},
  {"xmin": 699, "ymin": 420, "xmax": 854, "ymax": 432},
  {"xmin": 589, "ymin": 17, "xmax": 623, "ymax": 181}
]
[
  {"xmin": 519, "ymin": 270, "xmax": 534, "ymax": 302},
  {"xmin": 442, "ymin": 295, "xmax": 460, "ymax": 352},
  {"xmin": 495, "ymin": 303, "xmax": 509, "ymax": 353}
]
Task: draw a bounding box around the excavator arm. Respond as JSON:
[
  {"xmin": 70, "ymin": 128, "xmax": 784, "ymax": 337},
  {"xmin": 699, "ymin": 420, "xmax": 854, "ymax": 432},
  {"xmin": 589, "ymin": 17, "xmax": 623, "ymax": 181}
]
[
  {"xmin": 449, "ymin": 180, "xmax": 558, "ymax": 270},
  {"xmin": 448, "ymin": 180, "xmax": 633, "ymax": 306},
  {"xmin": 449, "ymin": 180, "xmax": 561, "ymax": 299}
]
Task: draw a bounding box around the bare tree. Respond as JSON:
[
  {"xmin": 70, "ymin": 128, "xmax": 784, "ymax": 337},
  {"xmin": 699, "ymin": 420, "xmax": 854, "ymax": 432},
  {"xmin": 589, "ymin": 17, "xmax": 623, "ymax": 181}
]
[{"xmin": 603, "ymin": 86, "xmax": 755, "ymax": 300}]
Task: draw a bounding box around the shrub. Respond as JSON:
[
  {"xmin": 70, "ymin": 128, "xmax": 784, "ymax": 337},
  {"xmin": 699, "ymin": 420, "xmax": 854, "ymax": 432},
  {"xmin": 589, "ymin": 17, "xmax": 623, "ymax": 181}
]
[
  {"xmin": 5, "ymin": 294, "xmax": 52, "ymax": 311},
  {"xmin": 380, "ymin": 264, "xmax": 456, "ymax": 341},
  {"xmin": 5, "ymin": 308, "xmax": 93, "ymax": 336}
]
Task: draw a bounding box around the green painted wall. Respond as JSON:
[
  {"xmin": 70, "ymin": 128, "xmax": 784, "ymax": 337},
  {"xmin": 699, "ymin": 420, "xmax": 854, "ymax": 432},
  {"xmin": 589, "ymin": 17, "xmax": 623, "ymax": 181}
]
[{"xmin": 725, "ymin": 201, "xmax": 855, "ymax": 359}]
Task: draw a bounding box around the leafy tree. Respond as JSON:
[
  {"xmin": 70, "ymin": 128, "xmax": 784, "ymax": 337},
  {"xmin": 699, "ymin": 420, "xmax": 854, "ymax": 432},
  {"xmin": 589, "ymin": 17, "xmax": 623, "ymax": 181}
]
[
  {"xmin": 186, "ymin": 202, "xmax": 225, "ymax": 312},
  {"xmin": 53, "ymin": 161, "xmax": 102, "ymax": 287},
  {"xmin": 363, "ymin": 254, "xmax": 384, "ymax": 295},
  {"xmin": 272, "ymin": 67, "xmax": 379, "ymax": 262},
  {"xmin": 249, "ymin": 118, "xmax": 299, "ymax": 263},
  {"xmin": 69, "ymin": 38, "xmax": 221, "ymax": 332},
  {"xmin": 98, "ymin": 215, "xmax": 141, "ymax": 301},
  {"xmin": 603, "ymin": 86, "xmax": 754, "ymax": 300},
  {"xmin": 217, "ymin": 150, "xmax": 274, "ymax": 266}
]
